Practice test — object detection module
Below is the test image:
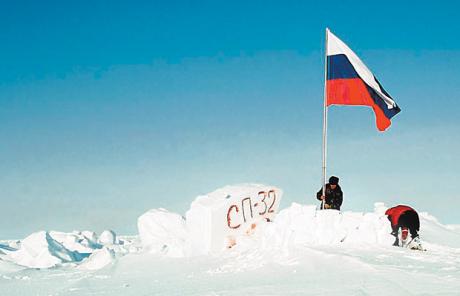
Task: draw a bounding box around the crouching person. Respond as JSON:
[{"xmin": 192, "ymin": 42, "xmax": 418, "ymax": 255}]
[{"xmin": 385, "ymin": 205, "xmax": 423, "ymax": 250}]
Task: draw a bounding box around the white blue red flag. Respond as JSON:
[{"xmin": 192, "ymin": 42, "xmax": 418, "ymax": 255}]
[{"xmin": 326, "ymin": 30, "xmax": 401, "ymax": 131}]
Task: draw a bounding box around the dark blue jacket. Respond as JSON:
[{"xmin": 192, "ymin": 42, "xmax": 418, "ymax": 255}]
[{"xmin": 316, "ymin": 184, "xmax": 343, "ymax": 210}]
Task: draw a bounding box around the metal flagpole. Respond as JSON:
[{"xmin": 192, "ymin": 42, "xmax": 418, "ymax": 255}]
[{"xmin": 321, "ymin": 28, "xmax": 329, "ymax": 210}]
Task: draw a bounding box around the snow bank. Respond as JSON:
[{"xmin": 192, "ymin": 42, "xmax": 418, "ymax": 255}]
[
  {"xmin": 135, "ymin": 185, "xmax": 460, "ymax": 257},
  {"xmin": 137, "ymin": 208, "xmax": 187, "ymax": 257},
  {"xmin": 257, "ymin": 203, "xmax": 394, "ymax": 250}
]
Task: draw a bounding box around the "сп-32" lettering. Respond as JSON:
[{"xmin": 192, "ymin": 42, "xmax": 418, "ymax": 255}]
[{"xmin": 226, "ymin": 190, "xmax": 277, "ymax": 229}]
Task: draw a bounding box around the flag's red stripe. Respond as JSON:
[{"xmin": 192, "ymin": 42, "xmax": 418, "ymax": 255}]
[{"xmin": 327, "ymin": 78, "xmax": 391, "ymax": 131}]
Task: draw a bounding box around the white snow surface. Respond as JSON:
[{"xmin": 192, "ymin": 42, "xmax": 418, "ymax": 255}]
[{"xmin": 1, "ymin": 185, "xmax": 460, "ymax": 295}]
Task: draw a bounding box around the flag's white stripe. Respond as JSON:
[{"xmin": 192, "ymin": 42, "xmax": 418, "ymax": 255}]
[{"xmin": 327, "ymin": 30, "xmax": 397, "ymax": 109}]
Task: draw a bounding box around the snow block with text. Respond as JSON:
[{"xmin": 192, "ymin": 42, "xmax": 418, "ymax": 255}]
[{"xmin": 186, "ymin": 184, "xmax": 282, "ymax": 255}]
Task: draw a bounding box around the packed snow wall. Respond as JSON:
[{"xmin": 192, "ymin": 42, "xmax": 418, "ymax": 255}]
[{"xmin": 185, "ymin": 184, "xmax": 282, "ymax": 255}]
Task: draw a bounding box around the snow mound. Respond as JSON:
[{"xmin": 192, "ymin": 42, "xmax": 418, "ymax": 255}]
[
  {"xmin": 138, "ymin": 208, "xmax": 187, "ymax": 257},
  {"xmin": 78, "ymin": 247, "xmax": 115, "ymax": 270},
  {"xmin": 6, "ymin": 231, "xmax": 83, "ymax": 268},
  {"xmin": 98, "ymin": 230, "xmax": 117, "ymax": 245},
  {"xmin": 257, "ymin": 203, "xmax": 394, "ymax": 250}
]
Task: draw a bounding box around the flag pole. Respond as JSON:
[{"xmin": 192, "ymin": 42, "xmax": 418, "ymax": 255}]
[{"xmin": 321, "ymin": 28, "xmax": 329, "ymax": 210}]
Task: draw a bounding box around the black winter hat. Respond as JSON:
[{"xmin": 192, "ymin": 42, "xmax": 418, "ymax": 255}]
[{"xmin": 329, "ymin": 176, "xmax": 339, "ymax": 185}]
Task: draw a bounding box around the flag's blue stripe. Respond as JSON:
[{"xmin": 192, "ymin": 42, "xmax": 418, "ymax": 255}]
[
  {"xmin": 327, "ymin": 54, "xmax": 359, "ymax": 80},
  {"xmin": 374, "ymin": 76, "xmax": 394, "ymax": 101},
  {"xmin": 365, "ymin": 84, "xmax": 401, "ymax": 120}
]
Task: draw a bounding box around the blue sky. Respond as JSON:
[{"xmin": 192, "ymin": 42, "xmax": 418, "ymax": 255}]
[{"xmin": 1, "ymin": 1, "xmax": 459, "ymax": 238}]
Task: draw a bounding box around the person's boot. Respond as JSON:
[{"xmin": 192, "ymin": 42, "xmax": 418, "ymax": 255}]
[{"xmin": 408, "ymin": 236, "xmax": 423, "ymax": 250}]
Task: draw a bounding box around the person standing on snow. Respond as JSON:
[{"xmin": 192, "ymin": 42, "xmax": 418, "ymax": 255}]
[
  {"xmin": 316, "ymin": 176, "xmax": 343, "ymax": 210},
  {"xmin": 385, "ymin": 205, "xmax": 421, "ymax": 248}
]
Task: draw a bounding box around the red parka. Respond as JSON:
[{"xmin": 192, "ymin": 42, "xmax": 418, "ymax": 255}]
[{"xmin": 385, "ymin": 205, "xmax": 415, "ymax": 227}]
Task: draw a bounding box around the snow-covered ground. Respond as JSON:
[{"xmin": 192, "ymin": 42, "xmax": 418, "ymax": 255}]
[{"xmin": 1, "ymin": 186, "xmax": 460, "ymax": 295}]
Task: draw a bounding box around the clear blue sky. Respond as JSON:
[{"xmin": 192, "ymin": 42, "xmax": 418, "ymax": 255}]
[{"xmin": 1, "ymin": 1, "xmax": 459, "ymax": 238}]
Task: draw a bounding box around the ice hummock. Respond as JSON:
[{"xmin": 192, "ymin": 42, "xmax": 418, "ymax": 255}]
[
  {"xmin": 5, "ymin": 231, "xmax": 84, "ymax": 268},
  {"xmin": 0, "ymin": 229, "xmax": 131, "ymax": 269}
]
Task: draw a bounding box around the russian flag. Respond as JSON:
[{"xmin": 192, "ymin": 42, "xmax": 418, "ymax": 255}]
[{"xmin": 326, "ymin": 29, "xmax": 401, "ymax": 131}]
